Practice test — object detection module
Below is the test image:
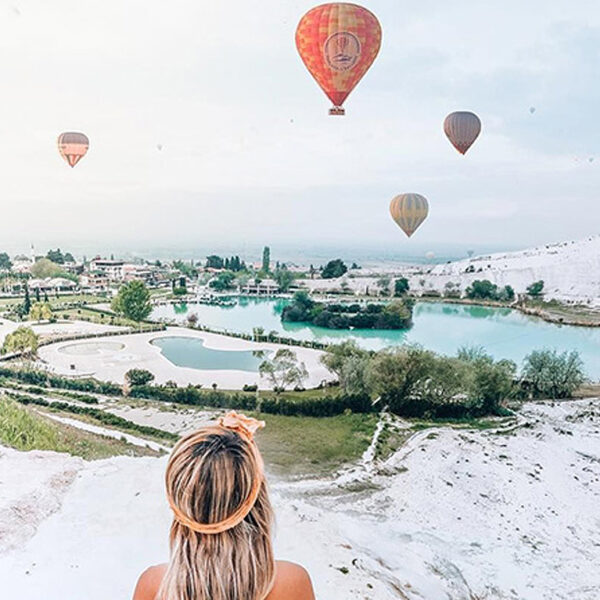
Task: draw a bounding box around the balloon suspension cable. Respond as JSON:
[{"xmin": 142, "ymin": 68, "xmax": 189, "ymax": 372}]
[{"xmin": 329, "ymin": 106, "xmax": 345, "ymax": 116}]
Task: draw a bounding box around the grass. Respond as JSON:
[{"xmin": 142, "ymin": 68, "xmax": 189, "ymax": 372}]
[
  {"xmin": 254, "ymin": 412, "xmax": 378, "ymax": 477},
  {"xmin": 0, "ymin": 396, "xmax": 161, "ymax": 459},
  {"xmin": 58, "ymin": 307, "xmax": 157, "ymax": 330}
]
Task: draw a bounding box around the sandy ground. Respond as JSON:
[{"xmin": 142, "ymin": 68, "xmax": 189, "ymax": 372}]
[
  {"xmin": 37, "ymin": 327, "xmax": 333, "ymax": 390},
  {"xmin": 1, "ymin": 399, "xmax": 599, "ymax": 599}
]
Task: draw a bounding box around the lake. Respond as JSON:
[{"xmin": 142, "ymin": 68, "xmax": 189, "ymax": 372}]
[{"xmin": 152, "ymin": 298, "xmax": 600, "ymax": 379}]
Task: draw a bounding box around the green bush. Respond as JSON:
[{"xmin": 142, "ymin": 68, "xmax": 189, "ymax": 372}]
[
  {"xmin": 521, "ymin": 349, "xmax": 585, "ymax": 399},
  {"xmin": 125, "ymin": 369, "xmax": 155, "ymax": 386}
]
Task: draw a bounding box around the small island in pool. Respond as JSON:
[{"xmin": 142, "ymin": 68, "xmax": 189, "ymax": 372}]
[{"xmin": 281, "ymin": 291, "xmax": 414, "ymax": 330}]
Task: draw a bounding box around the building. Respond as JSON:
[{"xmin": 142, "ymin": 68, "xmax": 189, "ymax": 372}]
[
  {"xmin": 241, "ymin": 278, "xmax": 280, "ymax": 296},
  {"xmin": 89, "ymin": 258, "xmax": 125, "ymax": 281},
  {"xmin": 29, "ymin": 277, "xmax": 77, "ymax": 293}
]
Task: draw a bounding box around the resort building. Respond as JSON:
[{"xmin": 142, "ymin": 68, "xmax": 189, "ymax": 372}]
[
  {"xmin": 241, "ymin": 278, "xmax": 280, "ymax": 295},
  {"xmin": 79, "ymin": 273, "xmax": 110, "ymax": 292},
  {"xmin": 89, "ymin": 258, "xmax": 125, "ymax": 281}
]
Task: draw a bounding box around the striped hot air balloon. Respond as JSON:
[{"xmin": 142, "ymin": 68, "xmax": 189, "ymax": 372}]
[
  {"xmin": 443, "ymin": 112, "xmax": 481, "ymax": 155},
  {"xmin": 390, "ymin": 194, "xmax": 429, "ymax": 238},
  {"xmin": 57, "ymin": 132, "xmax": 89, "ymax": 168},
  {"xmin": 295, "ymin": 3, "xmax": 382, "ymax": 115}
]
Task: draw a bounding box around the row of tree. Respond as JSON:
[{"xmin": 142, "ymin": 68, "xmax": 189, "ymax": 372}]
[{"xmin": 321, "ymin": 341, "xmax": 586, "ymax": 418}]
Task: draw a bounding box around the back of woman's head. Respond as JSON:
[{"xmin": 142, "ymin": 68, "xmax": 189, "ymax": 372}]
[{"xmin": 159, "ymin": 412, "xmax": 274, "ymax": 600}]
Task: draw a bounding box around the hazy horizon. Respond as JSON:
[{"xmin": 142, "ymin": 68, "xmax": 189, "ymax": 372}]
[{"xmin": 1, "ymin": 1, "xmax": 598, "ymax": 251}]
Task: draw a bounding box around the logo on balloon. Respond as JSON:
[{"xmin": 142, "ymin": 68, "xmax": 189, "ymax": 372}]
[{"xmin": 324, "ymin": 32, "xmax": 361, "ymax": 71}]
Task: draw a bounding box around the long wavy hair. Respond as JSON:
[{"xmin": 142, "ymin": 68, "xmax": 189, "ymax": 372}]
[{"xmin": 158, "ymin": 425, "xmax": 275, "ymax": 600}]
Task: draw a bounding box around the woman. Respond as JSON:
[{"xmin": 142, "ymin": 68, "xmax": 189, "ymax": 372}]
[{"xmin": 133, "ymin": 411, "xmax": 315, "ymax": 600}]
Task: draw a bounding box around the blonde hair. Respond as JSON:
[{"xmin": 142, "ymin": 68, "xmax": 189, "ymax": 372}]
[{"xmin": 159, "ymin": 420, "xmax": 275, "ymax": 600}]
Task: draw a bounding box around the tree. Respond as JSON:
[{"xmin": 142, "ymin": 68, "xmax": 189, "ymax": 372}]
[
  {"xmin": 125, "ymin": 369, "xmax": 155, "ymax": 386},
  {"xmin": 30, "ymin": 302, "xmax": 52, "ymax": 322},
  {"xmin": 377, "ymin": 276, "xmax": 391, "ymax": 296},
  {"xmin": 527, "ymin": 280, "xmax": 544, "ymax": 297},
  {"xmin": 31, "ymin": 258, "xmax": 63, "ymax": 279},
  {"xmin": 367, "ymin": 346, "xmax": 437, "ymax": 413},
  {"xmin": 206, "ymin": 255, "xmax": 224, "ymax": 269},
  {"xmin": 252, "ymin": 326, "xmax": 265, "ymax": 341},
  {"xmin": 259, "ymin": 349, "xmax": 308, "ymax": 393},
  {"xmin": 46, "ymin": 248, "xmax": 65, "ymax": 264},
  {"xmin": 186, "ymin": 313, "xmax": 198, "ymax": 327},
  {"xmin": 262, "ymin": 246, "xmax": 271, "ymax": 273},
  {"xmin": 209, "ymin": 271, "xmax": 236, "ymax": 291},
  {"xmin": 321, "ymin": 259, "xmax": 347, "ymax": 279},
  {"xmin": 64, "ymin": 252, "xmax": 75, "ymax": 263},
  {"xmin": 394, "ymin": 278, "xmax": 409, "ymax": 296},
  {"xmin": 522, "ymin": 349, "xmax": 585, "ymax": 399},
  {"xmin": 112, "ymin": 281, "xmax": 152, "ymax": 322},
  {"xmin": 1, "ymin": 326, "xmax": 39, "ymax": 359},
  {"xmin": 321, "ymin": 340, "xmax": 371, "ymax": 394},
  {"xmin": 21, "ymin": 285, "xmax": 32, "ymax": 317},
  {"xmin": 0, "ymin": 252, "xmax": 12, "ymax": 271},
  {"xmin": 457, "ymin": 346, "xmax": 516, "ymax": 413},
  {"xmin": 466, "ymin": 280, "xmax": 498, "ymax": 300},
  {"xmin": 274, "ymin": 268, "xmax": 294, "ymax": 292}
]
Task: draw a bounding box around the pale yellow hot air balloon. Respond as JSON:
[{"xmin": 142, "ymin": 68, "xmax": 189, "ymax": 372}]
[
  {"xmin": 443, "ymin": 112, "xmax": 481, "ymax": 155},
  {"xmin": 390, "ymin": 193, "xmax": 429, "ymax": 238},
  {"xmin": 57, "ymin": 132, "xmax": 89, "ymax": 167}
]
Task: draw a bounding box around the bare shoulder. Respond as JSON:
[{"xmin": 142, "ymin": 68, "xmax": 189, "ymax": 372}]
[
  {"xmin": 268, "ymin": 560, "xmax": 315, "ymax": 600},
  {"xmin": 132, "ymin": 564, "xmax": 167, "ymax": 600}
]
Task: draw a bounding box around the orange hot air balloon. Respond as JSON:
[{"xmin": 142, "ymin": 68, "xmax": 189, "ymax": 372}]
[
  {"xmin": 57, "ymin": 132, "xmax": 89, "ymax": 167},
  {"xmin": 444, "ymin": 112, "xmax": 481, "ymax": 155},
  {"xmin": 296, "ymin": 3, "xmax": 382, "ymax": 115},
  {"xmin": 390, "ymin": 193, "xmax": 429, "ymax": 238}
]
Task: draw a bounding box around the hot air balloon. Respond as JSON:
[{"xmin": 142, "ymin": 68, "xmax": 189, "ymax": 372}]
[
  {"xmin": 390, "ymin": 194, "xmax": 429, "ymax": 238},
  {"xmin": 295, "ymin": 3, "xmax": 382, "ymax": 115},
  {"xmin": 443, "ymin": 112, "xmax": 481, "ymax": 155},
  {"xmin": 529, "ymin": 106, "xmax": 536, "ymax": 114},
  {"xmin": 57, "ymin": 132, "xmax": 89, "ymax": 167}
]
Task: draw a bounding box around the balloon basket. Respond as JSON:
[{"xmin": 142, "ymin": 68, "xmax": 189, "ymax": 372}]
[{"xmin": 329, "ymin": 106, "xmax": 345, "ymax": 116}]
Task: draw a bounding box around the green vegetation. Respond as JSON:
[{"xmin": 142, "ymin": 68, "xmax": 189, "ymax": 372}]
[
  {"xmin": 321, "ymin": 258, "xmax": 347, "ymax": 279},
  {"xmin": 522, "ymin": 349, "xmax": 586, "ymax": 398},
  {"xmin": 46, "ymin": 249, "xmax": 75, "ymax": 264},
  {"xmin": 465, "ymin": 280, "xmax": 515, "ymax": 302},
  {"xmin": 125, "ymin": 368, "xmax": 155, "ymax": 386},
  {"xmin": 256, "ymin": 412, "xmax": 378, "ymax": 476},
  {"xmin": 321, "ymin": 340, "xmax": 371, "ymax": 395},
  {"xmin": 209, "ymin": 271, "xmax": 236, "ymax": 291},
  {"xmin": 262, "ymin": 246, "xmax": 271, "ymax": 273},
  {"xmin": 0, "ymin": 252, "xmax": 12, "ymax": 271},
  {"xmin": 0, "ymin": 396, "xmax": 160, "ymax": 459},
  {"xmin": 526, "ymin": 280, "xmax": 545, "ymax": 297},
  {"xmin": 7, "ymin": 392, "xmax": 178, "ymax": 443},
  {"xmin": 111, "ymin": 280, "xmax": 152, "ymax": 322},
  {"xmin": 394, "ymin": 277, "xmax": 410, "ymax": 296},
  {"xmin": 1, "ymin": 326, "xmax": 39, "ymax": 358},
  {"xmin": 274, "ymin": 267, "xmax": 294, "ymax": 292},
  {"xmin": 282, "ymin": 291, "xmax": 414, "ymax": 330},
  {"xmin": 258, "ymin": 349, "xmax": 308, "ymax": 393},
  {"xmin": 30, "ymin": 301, "xmax": 53, "ymax": 322}
]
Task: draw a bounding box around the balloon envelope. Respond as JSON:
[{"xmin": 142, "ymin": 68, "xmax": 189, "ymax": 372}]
[
  {"xmin": 390, "ymin": 194, "xmax": 429, "ymax": 238},
  {"xmin": 57, "ymin": 132, "xmax": 89, "ymax": 168},
  {"xmin": 443, "ymin": 112, "xmax": 481, "ymax": 155},
  {"xmin": 296, "ymin": 3, "xmax": 382, "ymax": 115}
]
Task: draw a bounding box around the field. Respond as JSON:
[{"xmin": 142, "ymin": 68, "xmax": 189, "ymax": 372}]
[{"xmin": 0, "ymin": 395, "xmax": 161, "ymax": 459}]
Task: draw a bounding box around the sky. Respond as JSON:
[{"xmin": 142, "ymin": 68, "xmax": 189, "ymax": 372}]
[{"xmin": 0, "ymin": 0, "xmax": 599, "ymax": 259}]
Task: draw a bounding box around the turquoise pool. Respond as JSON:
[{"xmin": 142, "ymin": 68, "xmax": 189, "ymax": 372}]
[
  {"xmin": 152, "ymin": 337, "xmax": 265, "ymax": 372},
  {"xmin": 151, "ymin": 298, "xmax": 600, "ymax": 379}
]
